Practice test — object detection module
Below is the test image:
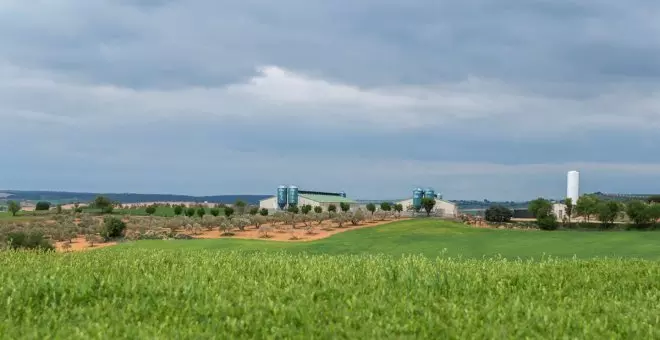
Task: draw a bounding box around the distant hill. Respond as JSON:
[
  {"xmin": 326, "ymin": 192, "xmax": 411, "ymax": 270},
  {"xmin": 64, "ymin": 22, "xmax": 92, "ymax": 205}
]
[{"xmin": 0, "ymin": 190, "xmax": 270, "ymax": 205}]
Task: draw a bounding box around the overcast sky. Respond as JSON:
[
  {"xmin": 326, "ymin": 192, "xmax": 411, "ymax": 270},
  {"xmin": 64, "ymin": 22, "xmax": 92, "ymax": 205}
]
[{"xmin": 2, "ymin": 0, "xmax": 660, "ymax": 201}]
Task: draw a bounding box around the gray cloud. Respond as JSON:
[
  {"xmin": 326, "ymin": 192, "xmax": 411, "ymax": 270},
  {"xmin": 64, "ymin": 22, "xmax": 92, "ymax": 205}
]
[{"xmin": 1, "ymin": 0, "xmax": 660, "ymax": 200}]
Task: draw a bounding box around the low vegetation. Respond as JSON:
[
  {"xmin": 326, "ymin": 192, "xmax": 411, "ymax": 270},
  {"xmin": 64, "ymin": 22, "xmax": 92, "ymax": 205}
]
[{"xmin": 1, "ymin": 250, "xmax": 659, "ymax": 338}]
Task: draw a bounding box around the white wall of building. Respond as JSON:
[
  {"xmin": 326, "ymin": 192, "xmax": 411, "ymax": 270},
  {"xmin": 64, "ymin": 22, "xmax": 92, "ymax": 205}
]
[
  {"xmin": 396, "ymin": 198, "xmax": 458, "ymax": 218},
  {"xmin": 259, "ymin": 196, "xmax": 278, "ymax": 210}
]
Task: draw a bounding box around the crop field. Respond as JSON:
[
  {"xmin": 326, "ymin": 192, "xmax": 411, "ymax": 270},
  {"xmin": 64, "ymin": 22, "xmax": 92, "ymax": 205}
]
[
  {"xmin": 122, "ymin": 219, "xmax": 660, "ymax": 259},
  {"xmin": 2, "ymin": 249, "xmax": 659, "ymax": 339}
]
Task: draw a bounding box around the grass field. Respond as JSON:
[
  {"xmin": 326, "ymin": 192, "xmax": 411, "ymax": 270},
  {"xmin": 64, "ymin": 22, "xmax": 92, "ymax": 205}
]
[
  {"xmin": 2, "ymin": 249, "xmax": 659, "ymax": 338},
  {"xmin": 120, "ymin": 219, "xmax": 660, "ymax": 259}
]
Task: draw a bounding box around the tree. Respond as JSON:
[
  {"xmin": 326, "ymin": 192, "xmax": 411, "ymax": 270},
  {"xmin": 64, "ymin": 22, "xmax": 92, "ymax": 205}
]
[
  {"xmin": 185, "ymin": 207, "xmax": 196, "ymax": 217},
  {"xmin": 173, "ymin": 205, "xmax": 183, "ymax": 216},
  {"xmin": 339, "ymin": 202, "xmax": 350, "ymax": 212},
  {"xmin": 35, "ymin": 201, "xmax": 51, "ymax": 211},
  {"xmin": 210, "ymin": 208, "xmax": 221, "ymax": 217},
  {"xmin": 100, "ymin": 216, "xmax": 127, "ymax": 240},
  {"xmin": 224, "ymin": 206, "xmax": 235, "ymax": 218},
  {"xmin": 350, "ymin": 209, "xmax": 365, "ymax": 225},
  {"xmin": 626, "ymin": 200, "xmax": 652, "ymax": 227},
  {"xmin": 197, "ymin": 207, "xmax": 206, "ymax": 219},
  {"xmin": 301, "ymin": 205, "xmax": 313, "ymax": 215},
  {"xmin": 576, "ymin": 195, "xmax": 600, "ymax": 222},
  {"xmin": 598, "ymin": 201, "xmax": 622, "ymax": 228},
  {"xmin": 366, "ymin": 203, "xmax": 376, "ymax": 216},
  {"xmin": 393, "ymin": 204, "xmax": 403, "ymax": 218},
  {"xmin": 484, "ymin": 205, "xmax": 513, "ymax": 223},
  {"xmin": 564, "ymin": 197, "xmax": 574, "ymax": 223},
  {"xmin": 380, "ymin": 202, "xmax": 392, "ymax": 212},
  {"xmin": 249, "ymin": 207, "xmax": 259, "ymax": 215},
  {"xmin": 145, "ymin": 205, "xmax": 157, "ymax": 216},
  {"xmin": 528, "ymin": 198, "xmax": 552, "ymax": 218},
  {"xmin": 648, "ymin": 204, "xmax": 660, "ymax": 224},
  {"xmin": 421, "ymin": 197, "xmax": 436, "ymax": 217},
  {"xmin": 328, "ymin": 204, "xmax": 337, "ymax": 215},
  {"xmin": 314, "ymin": 206, "xmax": 322, "ymax": 214},
  {"xmin": 259, "ymin": 208, "xmax": 269, "ymax": 216},
  {"xmin": 287, "ymin": 205, "xmax": 300, "ymax": 214},
  {"xmin": 647, "ymin": 195, "xmax": 660, "ymax": 204},
  {"xmin": 7, "ymin": 201, "xmax": 21, "ymax": 216},
  {"xmin": 93, "ymin": 196, "xmax": 114, "ymax": 214},
  {"xmin": 234, "ymin": 200, "xmax": 247, "ymax": 215}
]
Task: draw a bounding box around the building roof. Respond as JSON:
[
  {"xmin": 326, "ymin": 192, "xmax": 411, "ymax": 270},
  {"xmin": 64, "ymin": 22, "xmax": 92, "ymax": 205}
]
[{"xmin": 300, "ymin": 194, "xmax": 356, "ymax": 204}]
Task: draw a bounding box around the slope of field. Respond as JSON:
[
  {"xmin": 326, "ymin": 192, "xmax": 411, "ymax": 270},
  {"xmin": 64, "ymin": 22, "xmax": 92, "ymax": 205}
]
[
  {"xmin": 120, "ymin": 219, "xmax": 660, "ymax": 259},
  {"xmin": 1, "ymin": 250, "xmax": 659, "ymax": 339}
]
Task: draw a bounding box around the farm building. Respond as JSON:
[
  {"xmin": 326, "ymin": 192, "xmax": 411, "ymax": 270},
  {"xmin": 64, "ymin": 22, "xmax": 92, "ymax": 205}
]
[
  {"xmin": 395, "ymin": 197, "xmax": 458, "ymax": 218},
  {"xmin": 259, "ymin": 186, "xmax": 359, "ymax": 212}
]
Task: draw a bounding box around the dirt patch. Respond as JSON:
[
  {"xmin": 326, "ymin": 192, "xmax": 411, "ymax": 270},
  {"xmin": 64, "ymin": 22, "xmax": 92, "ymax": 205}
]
[
  {"xmin": 55, "ymin": 236, "xmax": 117, "ymax": 252},
  {"xmin": 54, "ymin": 218, "xmax": 407, "ymax": 252},
  {"xmin": 193, "ymin": 219, "xmax": 407, "ymax": 242}
]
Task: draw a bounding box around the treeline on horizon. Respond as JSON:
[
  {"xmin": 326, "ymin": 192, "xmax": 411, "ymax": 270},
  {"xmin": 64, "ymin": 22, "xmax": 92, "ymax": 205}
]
[{"xmin": 0, "ymin": 190, "xmax": 270, "ymax": 205}]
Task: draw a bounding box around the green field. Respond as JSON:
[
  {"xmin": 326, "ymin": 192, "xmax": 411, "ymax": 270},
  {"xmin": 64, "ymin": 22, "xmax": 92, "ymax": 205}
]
[
  {"xmin": 2, "ymin": 249, "xmax": 659, "ymax": 338},
  {"xmin": 121, "ymin": 219, "xmax": 660, "ymax": 259},
  {"xmin": 4, "ymin": 219, "xmax": 660, "ymax": 338}
]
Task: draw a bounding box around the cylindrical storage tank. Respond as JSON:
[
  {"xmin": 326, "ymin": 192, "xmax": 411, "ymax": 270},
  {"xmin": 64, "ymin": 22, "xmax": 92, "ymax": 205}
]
[
  {"xmin": 340, "ymin": 191, "xmax": 346, "ymax": 198},
  {"xmin": 567, "ymin": 171, "xmax": 580, "ymax": 204},
  {"xmin": 436, "ymin": 193, "xmax": 443, "ymax": 200},
  {"xmin": 413, "ymin": 188, "xmax": 423, "ymax": 209},
  {"xmin": 425, "ymin": 188, "xmax": 435, "ymax": 200},
  {"xmin": 288, "ymin": 186, "xmax": 299, "ymax": 206},
  {"xmin": 277, "ymin": 186, "xmax": 288, "ymax": 210}
]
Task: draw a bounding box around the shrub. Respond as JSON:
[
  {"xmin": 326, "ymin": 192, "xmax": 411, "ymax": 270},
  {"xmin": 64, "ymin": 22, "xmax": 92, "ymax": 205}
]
[
  {"xmin": 173, "ymin": 205, "xmax": 183, "ymax": 216},
  {"xmin": 537, "ymin": 214, "xmax": 559, "ymax": 231},
  {"xmin": 145, "ymin": 206, "xmax": 157, "ymax": 215},
  {"xmin": 224, "ymin": 207, "xmax": 235, "ymax": 218},
  {"xmin": 287, "ymin": 206, "xmax": 300, "ymax": 214},
  {"xmin": 485, "ymin": 205, "xmax": 513, "ymax": 223},
  {"xmin": 210, "ymin": 208, "xmax": 221, "ymax": 217},
  {"xmin": 4, "ymin": 231, "xmax": 55, "ymax": 251},
  {"xmin": 185, "ymin": 207, "xmax": 196, "ymax": 217},
  {"xmin": 301, "ymin": 205, "xmax": 313, "ymax": 215},
  {"xmin": 421, "ymin": 198, "xmax": 436, "ymax": 217},
  {"xmin": 100, "ymin": 216, "xmax": 127, "ymax": 240},
  {"xmin": 313, "ymin": 206, "xmax": 322, "ymax": 214},
  {"xmin": 249, "ymin": 207, "xmax": 259, "ymax": 215},
  {"xmin": 259, "ymin": 208, "xmax": 269, "ymax": 216},
  {"xmin": 35, "ymin": 201, "xmax": 51, "ymax": 211},
  {"xmin": 340, "ymin": 202, "xmax": 350, "ymax": 212},
  {"xmin": 196, "ymin": 207, "xmax": 206, "ymax": 219}
]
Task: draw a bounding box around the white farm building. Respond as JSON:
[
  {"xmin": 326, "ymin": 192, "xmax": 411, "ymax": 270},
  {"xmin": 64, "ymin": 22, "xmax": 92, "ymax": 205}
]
[{"xmin": 395, "ymin": 198, "xmax": 458, "ymax": 218}]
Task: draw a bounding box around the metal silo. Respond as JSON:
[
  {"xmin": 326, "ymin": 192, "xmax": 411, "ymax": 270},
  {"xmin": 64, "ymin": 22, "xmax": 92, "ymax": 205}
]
[
  {"xmin": 277, "ymin": 186, "xmax": 288, "ymax": 210},
  {"xmin": 288, "ymin": 185, "xmax": 299, "ymax": 206},
  {"xmin": 413, "ymin": 188, "xmax": 423, "ymax": 210},
  {"xmin": 425, "ymin": 188, "xmax": 435, "ymax": 200},
  {"xmin": 340, "ymin": 191, "xmax": 346, "ymax": 198}
]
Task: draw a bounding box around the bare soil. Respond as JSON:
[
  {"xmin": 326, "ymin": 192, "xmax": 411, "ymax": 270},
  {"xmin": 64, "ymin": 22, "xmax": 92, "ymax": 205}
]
[{"xmin": 55, "ymin": 218, "xmax": 408, "ymax": 252}]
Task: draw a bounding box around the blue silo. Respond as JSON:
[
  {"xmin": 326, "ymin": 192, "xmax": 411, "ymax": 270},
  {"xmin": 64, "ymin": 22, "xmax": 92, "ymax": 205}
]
[
  {"xmin": 340, "ymin": 191, "xmax": 346, "ymax": 198},
  {"xmin": 425, "ymin": 188, "xmax": 435, "ymax": 200},
  {"xmin": 288, "ymin": 185, "xmax": 299, "ymax": 206},
  {"xmin": 277, "ymin": 186, "xmax": 288, "ymax": 210},
  {"xmin": 413, "ymin": 188, "xmax": 423, "ymax": 210}
]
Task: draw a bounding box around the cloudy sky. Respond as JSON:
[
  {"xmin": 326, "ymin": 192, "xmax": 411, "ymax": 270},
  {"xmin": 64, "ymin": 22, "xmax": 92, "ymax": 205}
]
[{"xmin": 1, "ymin": 0, "xmax": 660, "ymax": 201}]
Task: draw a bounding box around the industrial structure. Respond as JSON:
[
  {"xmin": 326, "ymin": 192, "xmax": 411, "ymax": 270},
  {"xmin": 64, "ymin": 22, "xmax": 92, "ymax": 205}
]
[
  {"xmin": 259, "ymin": 186, "xmax": 358, "ymax": 212},
  {"xmin": 552, "ymin": 170, "xmax": 580, "ymax": 220},
  {"xmin": 567, "ymin": 171, "xmax": 580, "ymax": 204},
  {"xmin": 259, "ymin": 185, "xmax": 457, "ymax": 217},
  {"xmin": 357, "ymin": 187, "xmax": 457, "ymax": 218}
]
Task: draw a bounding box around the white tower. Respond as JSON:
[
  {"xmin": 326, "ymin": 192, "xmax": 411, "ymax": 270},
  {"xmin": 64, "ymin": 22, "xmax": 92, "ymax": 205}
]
[{"xmin": 567, "ymin": 171, "xmax": 580, "ymax": 204}]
